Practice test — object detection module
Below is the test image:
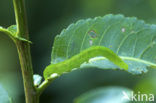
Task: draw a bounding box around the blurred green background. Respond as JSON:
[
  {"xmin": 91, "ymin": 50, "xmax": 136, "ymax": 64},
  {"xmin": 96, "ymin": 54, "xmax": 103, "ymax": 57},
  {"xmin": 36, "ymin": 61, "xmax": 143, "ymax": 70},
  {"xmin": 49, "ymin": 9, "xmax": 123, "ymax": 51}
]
[{"xmin": 1, "ymin": 0, "xmax": 156, "ymax": 103}]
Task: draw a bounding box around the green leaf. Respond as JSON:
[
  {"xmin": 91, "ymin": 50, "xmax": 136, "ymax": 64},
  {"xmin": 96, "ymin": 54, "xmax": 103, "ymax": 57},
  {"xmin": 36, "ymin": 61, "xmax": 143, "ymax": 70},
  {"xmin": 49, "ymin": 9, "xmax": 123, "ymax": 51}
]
[
  {"xmin": 0, "ymin": 84, "xmax": 10, "ymax": 103},
  {"xmin": 75, "ymin": 86, "xmax": 132, "ymax": 103},
  {"xmin": 44, "ymin": 14, "xmax": 156, "ymax": 79},
  {"xmin": 0, "ymin": 25, "xmax": 31, "ymax": 43}
]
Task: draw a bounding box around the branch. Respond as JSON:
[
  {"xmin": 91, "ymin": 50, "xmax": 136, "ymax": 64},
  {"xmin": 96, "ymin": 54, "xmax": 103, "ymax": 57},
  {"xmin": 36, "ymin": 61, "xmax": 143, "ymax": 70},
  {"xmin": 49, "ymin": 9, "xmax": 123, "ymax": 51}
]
[{"xmin": 12, "ymin": 0, "xmax": 39, "ymax": 103}]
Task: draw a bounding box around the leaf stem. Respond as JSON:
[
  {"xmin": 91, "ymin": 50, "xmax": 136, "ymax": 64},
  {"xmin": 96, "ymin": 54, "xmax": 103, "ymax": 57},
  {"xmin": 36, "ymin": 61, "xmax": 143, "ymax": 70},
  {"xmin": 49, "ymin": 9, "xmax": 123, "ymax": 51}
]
[
  {"xmin": 12, "ymin": 0, "xmax": 39, "ymax": 103},
  {"xmin": 37, "ymin": 79, "xmax": 53, "ymax": 95},
  {"xmin": 37, "ymin": 73, "xmax": 59, "ymax": 95}
]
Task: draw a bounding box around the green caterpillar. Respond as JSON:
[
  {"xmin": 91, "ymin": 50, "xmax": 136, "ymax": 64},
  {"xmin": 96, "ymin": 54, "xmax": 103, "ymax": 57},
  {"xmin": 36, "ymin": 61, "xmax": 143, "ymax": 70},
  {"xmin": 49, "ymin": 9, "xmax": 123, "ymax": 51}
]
[{"xmin": 44, "ymin": 46, "xmax": 128, "ymax": 79}]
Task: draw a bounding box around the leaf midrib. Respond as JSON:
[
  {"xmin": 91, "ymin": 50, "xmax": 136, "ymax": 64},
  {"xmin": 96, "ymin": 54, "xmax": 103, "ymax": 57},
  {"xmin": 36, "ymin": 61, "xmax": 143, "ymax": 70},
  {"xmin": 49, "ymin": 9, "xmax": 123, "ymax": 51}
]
[{"xmin": 89, "ymin": 56, "xmax": 156, "ymax": 68}]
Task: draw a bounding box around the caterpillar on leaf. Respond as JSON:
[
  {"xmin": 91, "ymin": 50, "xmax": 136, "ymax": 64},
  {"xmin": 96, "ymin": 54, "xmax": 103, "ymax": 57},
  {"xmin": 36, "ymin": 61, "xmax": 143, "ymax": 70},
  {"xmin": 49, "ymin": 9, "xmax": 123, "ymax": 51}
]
[{"xmin": 43, "ymin": 46, "xmax": 128, "ymax": 79}]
